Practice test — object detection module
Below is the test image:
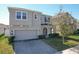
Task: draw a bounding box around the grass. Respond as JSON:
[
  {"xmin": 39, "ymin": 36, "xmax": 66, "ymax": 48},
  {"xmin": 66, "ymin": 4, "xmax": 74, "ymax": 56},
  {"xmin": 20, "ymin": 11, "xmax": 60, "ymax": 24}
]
[
  {"xmin": 64, "ymin": 40, "xmax": 79, "ymax": 47},
  {"xmin": 0, "ymin": 43, "xmax": 14, "ymax": 54},
  {"xmin": 0, "ymin": 34, "xmax": 14, "ymax": 54},
  {"xmin": 43, "ymin": 37, "xmax": 79, "ymax": 51},
  {"xmin": 68, "ymin": 35, "xmax": 79, "ymax": 39}
]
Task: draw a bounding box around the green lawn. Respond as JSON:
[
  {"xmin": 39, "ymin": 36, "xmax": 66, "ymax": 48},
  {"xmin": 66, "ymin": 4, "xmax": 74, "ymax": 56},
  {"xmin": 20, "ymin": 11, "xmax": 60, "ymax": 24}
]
[
  {"xmin": 43, "ymin": 37, "xmax": 79, "ymax": 51},
  {"xmin": 64, "ymin": 40, "xmax": 79, "ymax": 46},
  {"xmin": 0, "ymin": 34, "xmax": 14, "ymax": 54},
  {"xmin": 68, "ymin": 35, "xmax": 79, "ymax": 40}
]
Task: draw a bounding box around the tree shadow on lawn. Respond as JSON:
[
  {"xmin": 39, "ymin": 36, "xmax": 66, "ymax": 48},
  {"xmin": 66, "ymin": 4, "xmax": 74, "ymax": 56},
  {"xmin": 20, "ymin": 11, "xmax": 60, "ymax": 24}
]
[{"xmin": 43, "ymin": 37, "xmax": 76, "ymax": 51}]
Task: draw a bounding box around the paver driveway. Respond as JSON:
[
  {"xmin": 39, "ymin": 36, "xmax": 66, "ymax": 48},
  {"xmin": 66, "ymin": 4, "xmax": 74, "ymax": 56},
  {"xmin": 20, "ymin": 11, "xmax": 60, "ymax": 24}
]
[{"xmin": 13, "ymin": 40, "xmax": 57, "ymax": 54}]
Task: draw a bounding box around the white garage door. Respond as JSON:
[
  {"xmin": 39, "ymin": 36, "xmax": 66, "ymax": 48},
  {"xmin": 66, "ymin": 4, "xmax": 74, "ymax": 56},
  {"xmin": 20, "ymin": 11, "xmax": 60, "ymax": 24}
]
[{"xmin": 15, "ymin": 30, "xmax": 37, "ymax": 40}]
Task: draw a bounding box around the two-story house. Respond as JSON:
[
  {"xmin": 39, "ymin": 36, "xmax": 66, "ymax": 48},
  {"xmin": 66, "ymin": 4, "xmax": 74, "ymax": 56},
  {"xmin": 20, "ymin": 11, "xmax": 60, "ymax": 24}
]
[{"xmin": 8, "ymin": 7, "xmax": 52, "ymax": 40}]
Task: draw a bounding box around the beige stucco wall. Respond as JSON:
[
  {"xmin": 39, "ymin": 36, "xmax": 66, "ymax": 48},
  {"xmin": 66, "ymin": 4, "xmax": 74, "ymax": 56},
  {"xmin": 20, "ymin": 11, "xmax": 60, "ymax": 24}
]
[
  {"xmin": 41, "ymin": 25, "xmax": 52, "ymax": 35},
  {"xmin": 41, "ymin": 14, "xmax": 53, "ymax": 34},
  {"xmin": 8, "ymin": 7, "xmax": 42, "ymax": 36},
  {"xmin": 8, "ymin": 7, "xmax": 53, "ymax": 36},
  {"xmin": 8, "ymin": 7, "xmax": 41, "ymax": 29}
]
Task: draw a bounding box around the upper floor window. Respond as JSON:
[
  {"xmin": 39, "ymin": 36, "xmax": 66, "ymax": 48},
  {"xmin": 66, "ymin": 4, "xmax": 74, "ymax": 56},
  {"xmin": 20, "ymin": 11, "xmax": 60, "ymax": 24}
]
[
  {"xmin": 44, "ymin": 16, "xmax": 49, "ymax": 22},
  {"xmin": 35, "ymin": 14, "xmax": 37, "ymax": 19},
  {"xmin": 44, "ymin": 16, "xmax": 47, "ymax": 22},
  {"xmin": 48, "ymin": 17, "xmax": 50, "ymax": 22},
  {"xmin": 22, "ymin": 12, "xmax": 26, "ymax": 19},
  {"xmin": 16, "ymin": 12, "xmax": 21, "ymax": 19},
  {"xmin": 16, "ymin": 11, "xmax": 27, "ymax": 20}
]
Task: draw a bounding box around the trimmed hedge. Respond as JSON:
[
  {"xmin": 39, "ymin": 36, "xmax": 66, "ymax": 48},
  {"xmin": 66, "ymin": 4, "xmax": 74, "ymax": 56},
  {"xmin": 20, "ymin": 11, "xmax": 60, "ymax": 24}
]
[
  {"xmin": 7, "ymin": 36, "xmax": 15, "ymax": 44},
  {"xmin": 48, "ymin": 33, "xmax": 59, "ymax": 38},
  {"xmin": 74, "ymin": 29, "xmax": 79, "ymax": 35},
  {"xmin": 38, "ymin": 35, "xmax": 46, "ymax": 39}
]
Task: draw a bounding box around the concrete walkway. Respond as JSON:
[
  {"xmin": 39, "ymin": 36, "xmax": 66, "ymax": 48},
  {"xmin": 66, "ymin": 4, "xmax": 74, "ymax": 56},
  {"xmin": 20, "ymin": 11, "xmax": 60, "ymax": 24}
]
[
  {"xmin": 13, "ymin": 40, "xmax": 57, "ymax": 54},
  {"xmin": 56, "ymin": 45, "xmax": 79, "ymax": 54}
]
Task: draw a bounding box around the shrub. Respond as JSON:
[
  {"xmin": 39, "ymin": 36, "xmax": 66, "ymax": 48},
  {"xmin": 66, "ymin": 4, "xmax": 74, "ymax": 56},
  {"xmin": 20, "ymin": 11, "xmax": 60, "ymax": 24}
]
[
  {"xmin": 0, "ymin": 34, "xmax": 5, "ymax": 41},
  {"xmin": 0, "ymin": 34, "xmax": 5, "ymax": 37},
  {"xmin": 74, "ymin": 29, "xmax": 79, "ymax": 35},
  {"xmin": 38, "ymin": 35, "xmax": 46, "ymax": 39},
  {"xmin": 48, "ymin": 33, "xmax": 59, "ymax": 38},
  {"xmin": 8, "ymin": 36, "xmax": 15, "ymax": 44},
  {"xmin": 48, "ymin": 33, "xmax": 54, "ymax": 38}
]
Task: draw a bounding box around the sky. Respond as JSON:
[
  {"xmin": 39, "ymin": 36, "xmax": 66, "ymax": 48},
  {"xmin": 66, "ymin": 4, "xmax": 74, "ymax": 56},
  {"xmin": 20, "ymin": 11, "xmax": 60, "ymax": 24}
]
[{"xmin": 0, "ymin": 4, "xmax": 79, "ymax": 25}]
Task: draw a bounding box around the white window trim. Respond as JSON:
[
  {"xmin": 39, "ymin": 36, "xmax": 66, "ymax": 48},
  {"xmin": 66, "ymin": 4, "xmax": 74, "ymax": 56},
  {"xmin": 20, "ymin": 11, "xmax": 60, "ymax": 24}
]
[
  {"xmin": 22, "ymin": 11, "xmax": 27, "ymax": 20},
  {"xmin": 15, "ymin": 11, "xmax": 28, "ymax": 21},
  {"xmin": 16, "ymin": 11, "xmax": 22, "ymax": 20}
]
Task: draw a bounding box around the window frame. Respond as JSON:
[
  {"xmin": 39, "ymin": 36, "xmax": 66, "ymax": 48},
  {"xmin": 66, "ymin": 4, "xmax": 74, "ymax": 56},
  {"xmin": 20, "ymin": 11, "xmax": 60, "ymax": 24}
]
[
  {"xmin": 35, "ymin": 14, "xmax": 37, "ymax": 19},
  {"xmin": 22, "ymin": 12, "xmax": 27, "ymax": 20},
  {"xmin": 16, "ymin": 11, "xmax": 22, "ymax": 20},
  {"xmin": 48, "ymin": 17, "xmax": 50, "ymax": 22},
  {"xmin": 44, "ymin": 16, "xmax": 47, "ymax": 22},
  {"xmin": 16, "ymin": 11, "xmax": 27, "ymax": 20}
]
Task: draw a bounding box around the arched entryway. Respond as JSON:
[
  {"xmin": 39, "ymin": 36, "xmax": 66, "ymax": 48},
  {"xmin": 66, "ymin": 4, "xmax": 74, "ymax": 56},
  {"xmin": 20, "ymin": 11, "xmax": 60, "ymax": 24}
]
[
  {"xmin": 50, "ymin": 28, "xmax": 53, "ymax": 33},
  {"xmin": 43, "ymin": 27, "xmax": 47, "ymax": 36}
]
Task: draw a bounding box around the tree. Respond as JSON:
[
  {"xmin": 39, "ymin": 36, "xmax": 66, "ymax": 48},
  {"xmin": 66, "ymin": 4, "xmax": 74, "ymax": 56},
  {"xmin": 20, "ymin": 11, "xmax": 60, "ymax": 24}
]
[{"xmin": 60, "ymin": 23, "xmax": 71, "ymax": 44}]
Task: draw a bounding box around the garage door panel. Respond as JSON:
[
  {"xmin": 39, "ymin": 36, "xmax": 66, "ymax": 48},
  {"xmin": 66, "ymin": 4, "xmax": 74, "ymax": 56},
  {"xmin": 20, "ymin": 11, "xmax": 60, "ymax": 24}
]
[{"xmin": 15, "ymin": 30, "xmax": 37, "ymax": 40}]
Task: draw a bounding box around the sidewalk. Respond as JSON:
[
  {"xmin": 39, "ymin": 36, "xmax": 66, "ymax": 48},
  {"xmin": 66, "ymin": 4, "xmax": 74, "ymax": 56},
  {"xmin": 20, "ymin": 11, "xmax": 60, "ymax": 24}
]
[{"xmin": 56, "ymin": 45, "xmax": 79, "ymax": 54}]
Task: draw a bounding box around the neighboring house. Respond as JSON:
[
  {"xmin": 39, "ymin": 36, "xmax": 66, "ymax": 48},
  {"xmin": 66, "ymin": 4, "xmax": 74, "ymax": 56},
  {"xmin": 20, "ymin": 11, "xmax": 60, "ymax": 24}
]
[
  {"xmin": 0, "ymin": 23, "xmax": 10, "ymax": 36},
  {"xmin": 76, "ymin": 21, "xmax": 79, "ymax": 29},
  {"xmin": 51, "ymin": 12, "xmax": 77, "ymax": 35},
  {"xmin": 8, "ymin": 7, "xmax": 52, "ymax": 40}
]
